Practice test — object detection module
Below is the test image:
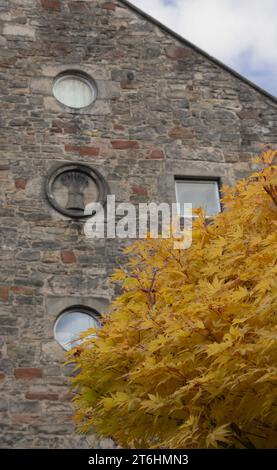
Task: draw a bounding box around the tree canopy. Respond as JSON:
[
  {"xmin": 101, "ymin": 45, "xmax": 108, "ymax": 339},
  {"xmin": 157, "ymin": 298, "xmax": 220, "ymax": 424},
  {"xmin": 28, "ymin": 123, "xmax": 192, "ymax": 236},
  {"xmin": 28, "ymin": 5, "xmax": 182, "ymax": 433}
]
[{"xmin": 68, "ymin": 148, "xmax": 277, "ymax": 449}]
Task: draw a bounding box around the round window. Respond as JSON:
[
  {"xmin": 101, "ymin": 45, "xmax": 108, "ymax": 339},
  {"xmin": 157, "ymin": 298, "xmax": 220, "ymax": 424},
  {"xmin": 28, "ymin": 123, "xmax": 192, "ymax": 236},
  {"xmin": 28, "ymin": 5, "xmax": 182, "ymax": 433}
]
[
  {"xmin": 53, "ymin": 72, "xmax": 97, "ymax": 109},
  {"xmin": 54, "ymin": 307, "xmax": 100, "ymax": 351}
]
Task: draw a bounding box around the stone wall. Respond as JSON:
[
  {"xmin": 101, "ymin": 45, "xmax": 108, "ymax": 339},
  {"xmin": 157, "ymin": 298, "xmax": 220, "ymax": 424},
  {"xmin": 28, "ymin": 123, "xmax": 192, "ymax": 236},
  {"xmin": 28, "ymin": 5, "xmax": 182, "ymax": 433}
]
[{"xmin": 0, "ymin": 0, "xmax": 276, "ymax": 448}]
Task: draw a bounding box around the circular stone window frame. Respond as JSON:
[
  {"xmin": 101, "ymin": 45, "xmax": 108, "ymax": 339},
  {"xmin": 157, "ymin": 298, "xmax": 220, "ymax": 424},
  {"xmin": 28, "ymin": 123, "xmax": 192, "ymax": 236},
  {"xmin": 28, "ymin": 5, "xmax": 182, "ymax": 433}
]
[
  {"xmin": 52, "ymin": 70, "xmax": 98, "ymax": 110},
  {"xmin": 45, "ymin": 162, "xmax": 109, "ymax": 219},
  {"xmin": 54, "ymin": 305, "xmax": 101, "ymax": 352}
]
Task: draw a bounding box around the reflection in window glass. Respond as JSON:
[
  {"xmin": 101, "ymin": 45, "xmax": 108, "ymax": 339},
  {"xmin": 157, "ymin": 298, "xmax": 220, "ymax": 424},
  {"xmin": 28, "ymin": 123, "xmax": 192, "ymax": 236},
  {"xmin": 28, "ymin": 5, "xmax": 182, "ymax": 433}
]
[
  {"xmin": 175, "ymin": 179, "xmax": 221, "ymax": 217},
  {"xmin": 54, "ymin": 310, "xmax": 100, "ymax": 351}
]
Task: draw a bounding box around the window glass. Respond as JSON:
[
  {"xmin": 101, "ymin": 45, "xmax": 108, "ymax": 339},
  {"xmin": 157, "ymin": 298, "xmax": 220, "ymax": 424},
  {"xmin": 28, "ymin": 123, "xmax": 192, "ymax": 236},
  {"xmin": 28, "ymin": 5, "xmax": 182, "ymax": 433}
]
[
  {"xmin": 53, "ymin": 73, "xmax": 96, "ymax": 109},
  {"xmin": 175, "ymin": 180, "xmax": 221, "ymax": 216},
  {"xmin": 54, "ymin": 309, "xmax": 100, "ymax": 351}
]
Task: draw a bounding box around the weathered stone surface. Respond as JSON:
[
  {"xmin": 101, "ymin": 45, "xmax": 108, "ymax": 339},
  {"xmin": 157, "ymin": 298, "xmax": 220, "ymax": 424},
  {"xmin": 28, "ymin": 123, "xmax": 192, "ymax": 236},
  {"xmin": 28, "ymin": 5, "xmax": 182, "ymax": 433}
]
[
  {"xmin": 111, "ymin": 140, "xmax": 140, "ymax": 150},
  {"xmin": 147, "ymin": 149, "xmax": 165, "ymax": 160},
  {"xmin": 0, "ymin": 286, "xmax": 9, "ymax": 303},
  {"xmin": 16, "ymin": 251, "xmax": 41, "ymax": 262},
  {"xmin": 26, "ymin": 392, "xmax": 59, "ymax": 401},
  {"xmin": 14, "ymin": 368, "xmax": 43, "ymax": 380},
  {"xmin": 0, "ymin": 0, "xmax": 276, "ymax": 451},
  {"xmin": 0, "ymin": 399, "xmax": 8, "ymax": 411},
  {"xmin": 14, "ymin": 178, "xmax": 28, "ymax": 189},
  {"xmin": 131, "ymin": 185, "xmax": 148, "ymax": 196},
  {"xmin": 166, "ymin": 45, "xmax": 193, "ymax": 61},
  {"xmin": 60, "ymin": 250, "xmax": 76, "ymax": 264},
  {"xmin": 41, "ymin": 0, "xmax": 61, "ymax": 11},
  {"xmin": 64, "ymin": 145, "xmax": 100, "ymax": 157},
  {"xmin": 168, "ymin": 125, "xmax": 194, "ymax": 140},
  {"xmin": 10, "ymin": 401, "xmax": 41, "ymax": 414},
  {"xmin": 3, "ymin": 24, "xmax": 35, "ymax": 39}
]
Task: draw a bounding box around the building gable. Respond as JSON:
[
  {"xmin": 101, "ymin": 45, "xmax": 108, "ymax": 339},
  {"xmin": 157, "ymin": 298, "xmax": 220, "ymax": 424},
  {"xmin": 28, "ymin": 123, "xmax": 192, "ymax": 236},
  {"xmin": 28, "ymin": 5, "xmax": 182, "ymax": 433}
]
[{"xmin": 119, "ymin": 0, "xmax": 276, "ymax": 103}]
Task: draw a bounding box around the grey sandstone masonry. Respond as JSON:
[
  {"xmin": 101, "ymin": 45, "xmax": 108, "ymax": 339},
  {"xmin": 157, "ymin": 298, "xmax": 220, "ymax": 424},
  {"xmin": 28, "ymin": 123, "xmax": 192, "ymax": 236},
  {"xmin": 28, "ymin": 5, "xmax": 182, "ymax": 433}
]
[{"xmin": 0, "ymin": 0, "xmax": 277, "ymax": 449}]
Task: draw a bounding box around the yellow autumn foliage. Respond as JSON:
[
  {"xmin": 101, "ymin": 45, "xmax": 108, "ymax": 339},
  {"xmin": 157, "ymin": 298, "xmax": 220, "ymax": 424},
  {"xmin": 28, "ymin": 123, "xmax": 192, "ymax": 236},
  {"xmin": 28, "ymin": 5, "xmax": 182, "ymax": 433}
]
[{"xmin": 68, "ymin": 148, "xmax": 277, "ymax": 449}]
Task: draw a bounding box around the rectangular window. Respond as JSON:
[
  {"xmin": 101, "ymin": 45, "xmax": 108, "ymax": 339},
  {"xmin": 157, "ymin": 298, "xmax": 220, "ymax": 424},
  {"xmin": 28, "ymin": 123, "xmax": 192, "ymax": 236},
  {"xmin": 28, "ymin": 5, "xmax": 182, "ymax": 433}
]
[{"xmin": 175, "ymin": 179, "xmax": 221, "ymax": 217}]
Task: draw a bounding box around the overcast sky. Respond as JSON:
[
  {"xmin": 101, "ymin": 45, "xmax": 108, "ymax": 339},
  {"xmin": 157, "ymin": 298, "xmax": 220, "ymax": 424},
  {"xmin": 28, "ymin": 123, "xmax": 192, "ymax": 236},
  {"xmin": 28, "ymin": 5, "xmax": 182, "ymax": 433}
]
[{"xmin": 130, "ymin": 0, "xmax": 277, "ymax": 97}]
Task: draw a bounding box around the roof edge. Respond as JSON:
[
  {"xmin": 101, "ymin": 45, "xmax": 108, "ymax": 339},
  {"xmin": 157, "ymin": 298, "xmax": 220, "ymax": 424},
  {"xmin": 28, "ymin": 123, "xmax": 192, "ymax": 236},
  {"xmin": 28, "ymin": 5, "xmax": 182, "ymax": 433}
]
[{"xmin": 119, "ymin": 0, "xmax": 277, "ymax": 104}]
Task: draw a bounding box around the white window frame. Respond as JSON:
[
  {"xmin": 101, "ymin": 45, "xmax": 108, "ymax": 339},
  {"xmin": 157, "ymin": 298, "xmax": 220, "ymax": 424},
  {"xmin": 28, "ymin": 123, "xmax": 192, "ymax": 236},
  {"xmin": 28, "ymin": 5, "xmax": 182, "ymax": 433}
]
[{"xmin": 175, "ymin": 178, "xmax": 221, "ymax": 218}]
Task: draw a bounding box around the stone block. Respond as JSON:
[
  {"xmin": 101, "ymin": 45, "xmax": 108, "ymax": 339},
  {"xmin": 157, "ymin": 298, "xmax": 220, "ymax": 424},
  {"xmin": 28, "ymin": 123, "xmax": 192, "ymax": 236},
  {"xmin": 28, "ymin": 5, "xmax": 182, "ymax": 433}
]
[
  {"xmin": 3, "ymin": 24, "xmax": 35, "ymax": 39},
  {"xmin": 14, "ymin": 368, "xmax": 43, "ymax": 380}
]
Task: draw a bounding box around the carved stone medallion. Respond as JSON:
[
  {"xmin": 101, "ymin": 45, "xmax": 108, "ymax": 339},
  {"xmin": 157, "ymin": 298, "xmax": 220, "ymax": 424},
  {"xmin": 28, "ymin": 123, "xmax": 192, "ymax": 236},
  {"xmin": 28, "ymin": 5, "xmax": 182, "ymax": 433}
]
[{"xmin": 45, "ymin": 163, "xmax": 108, "ymax": 218}]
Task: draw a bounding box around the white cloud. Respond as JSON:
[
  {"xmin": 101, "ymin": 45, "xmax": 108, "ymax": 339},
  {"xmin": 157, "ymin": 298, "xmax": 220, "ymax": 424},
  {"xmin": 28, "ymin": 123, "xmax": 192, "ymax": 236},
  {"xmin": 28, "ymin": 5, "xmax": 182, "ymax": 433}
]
[{"xmin": 130, "ymin": 0, "xmax": 277, "ymax": 95}]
